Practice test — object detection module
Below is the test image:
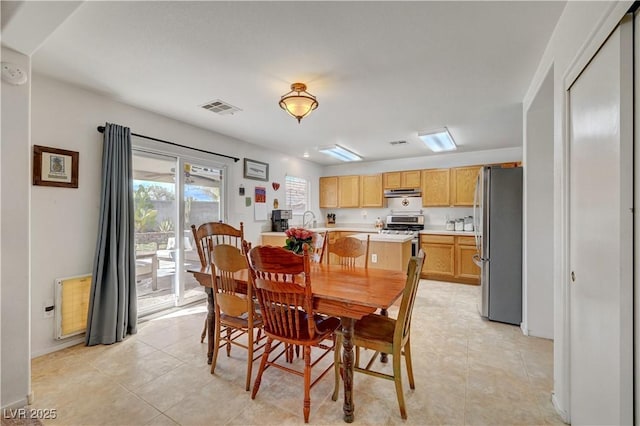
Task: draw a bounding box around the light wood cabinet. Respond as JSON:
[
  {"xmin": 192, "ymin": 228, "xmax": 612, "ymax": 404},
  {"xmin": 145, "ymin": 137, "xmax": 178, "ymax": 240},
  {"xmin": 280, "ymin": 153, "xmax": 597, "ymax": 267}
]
[
  {"xmin": 420, "ymin": 235, "xmax": 455, "ymax": 279},
  {"xmin": 383, "ymin": 170, "xmax": 422, "ymax": 189},
  {"xmin": 319, "ymin": 177, "xmax": 338, "ymax": 208},
  {"xmin": 338, "ymin": 175, "xmax": 360, "ymax": 208},
  {"xmin": 419, "ymin": 234, "xmax": 479, "ymax": 284},
  {"xmin": 261, "ymin": 235, "xmax": 288, "ymax": 247},
  {"xmin": 421, "ymin": 169, "xmax": 450, "ymax": 207},
  {"xmin": 360, "ymin": 174, "xmax": 384, "ymax": 207},
  {"xmin": 455, "ymin": 236, "xmax": 480, "ymax": 284},
  {"xmin": 451, "ymin": 166, "xmax": 481, "ymax": 206},
  {"xmin": 421, "ymin": 166, "xmax": 481, "ymax": 207}
]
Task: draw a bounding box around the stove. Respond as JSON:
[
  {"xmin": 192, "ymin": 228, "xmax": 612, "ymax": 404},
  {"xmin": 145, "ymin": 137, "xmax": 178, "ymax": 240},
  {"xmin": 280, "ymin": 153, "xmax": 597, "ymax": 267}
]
[{"xmin": 382, "ymin": 213, "xmax": 424, "ymax": 255}]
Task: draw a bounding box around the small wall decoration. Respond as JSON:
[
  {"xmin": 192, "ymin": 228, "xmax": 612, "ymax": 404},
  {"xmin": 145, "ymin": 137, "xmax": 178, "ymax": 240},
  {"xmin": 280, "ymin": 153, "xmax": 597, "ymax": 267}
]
[
  {"xmin": 255, "ymin": 186, "xmax": 266, "ymax": 203},
  {"xmin": 272, "ymin": 182, "xmax": 280, "ymax": 191},
  {"xmin": 33, "ymin": 145, "xmax": 79, "ymax": 188},
  {"xmin": 243, "ymin": 158, "xmax": 269, "ymax": 181}
]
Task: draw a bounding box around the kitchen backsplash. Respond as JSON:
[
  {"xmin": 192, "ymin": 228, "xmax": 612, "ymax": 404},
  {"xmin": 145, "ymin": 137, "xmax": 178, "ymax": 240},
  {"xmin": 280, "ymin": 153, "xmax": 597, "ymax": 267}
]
[{"xmin": 318, "ymin": 206, "xmax": 474, "ymax": 229}]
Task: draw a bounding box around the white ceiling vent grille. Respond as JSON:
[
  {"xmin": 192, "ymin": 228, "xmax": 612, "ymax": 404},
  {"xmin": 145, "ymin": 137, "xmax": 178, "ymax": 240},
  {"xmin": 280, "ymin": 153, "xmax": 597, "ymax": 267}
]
[
  {"xmin": 200, "ymin": 99, "xmax": 242, "ymax": 115},
  {"xmin": 389, "ymin": 140, "xmax": 407, "ymax": 146}
]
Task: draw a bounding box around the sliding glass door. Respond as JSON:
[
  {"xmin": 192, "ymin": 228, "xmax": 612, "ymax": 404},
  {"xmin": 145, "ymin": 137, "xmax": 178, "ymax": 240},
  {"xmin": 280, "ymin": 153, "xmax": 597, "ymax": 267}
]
[{"xmin": 132, "ymin": 150, "xmax": 224, "ymax": 315}]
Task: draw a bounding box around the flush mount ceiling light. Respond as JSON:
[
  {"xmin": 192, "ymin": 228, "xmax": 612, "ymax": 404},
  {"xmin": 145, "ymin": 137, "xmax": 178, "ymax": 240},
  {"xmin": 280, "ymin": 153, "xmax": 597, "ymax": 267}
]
[
  {"xmin": 279, "ymin": 82, "xmax": 318, "ymax": 123},
  {"xmin": 318, "ymin": 145, "xmax": 363, "ymax": 162},
  {"xmin": 418, "ymin": 127, "xmax": 457, "ymax": 152}
]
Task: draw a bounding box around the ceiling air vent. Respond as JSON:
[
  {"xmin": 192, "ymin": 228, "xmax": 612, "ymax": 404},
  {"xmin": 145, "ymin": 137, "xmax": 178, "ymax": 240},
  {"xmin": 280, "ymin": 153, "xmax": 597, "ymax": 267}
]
[
  {"xmin": 389, "ymin": 140, "xmax": 407, "ymax": 146},
  {"xmin": 200, "ymin": 99, "xmax": 242, "ymax": 115}
]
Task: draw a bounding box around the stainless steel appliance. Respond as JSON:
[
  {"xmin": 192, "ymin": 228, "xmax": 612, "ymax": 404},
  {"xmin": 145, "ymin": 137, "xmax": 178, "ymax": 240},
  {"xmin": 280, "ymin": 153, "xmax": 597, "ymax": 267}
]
[
  {"xmin": 382, "ymin": 213, "xmax": 424, "ymax": 256},
  {"xmin": 383, "ymin": 188, "xmax": 422, "ymax": 198},
  {"xmin": 473, "ymin": 166, "xmax": 523, "ymax": 325},
  {"xmin": 271, "ymin": 209, "xmax": 292, "ymax": 232}
]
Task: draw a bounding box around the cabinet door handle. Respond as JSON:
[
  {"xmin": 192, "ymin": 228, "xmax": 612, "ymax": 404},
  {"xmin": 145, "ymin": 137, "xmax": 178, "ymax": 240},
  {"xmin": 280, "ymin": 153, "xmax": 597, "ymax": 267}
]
[{"xmin": 571, "ymin": 271, "xmax": 576, "ymax": 282}]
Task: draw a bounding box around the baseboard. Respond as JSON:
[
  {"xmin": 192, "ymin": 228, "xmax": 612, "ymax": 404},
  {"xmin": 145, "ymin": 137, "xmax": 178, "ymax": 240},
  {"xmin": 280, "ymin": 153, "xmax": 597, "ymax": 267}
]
[
  {"xmin": 551, "ymin": 391, "xmax": 570, "ymax": 424},
  {"xmin": 1, "ymin": 396, "xmax": 29, "ymax": 410},
  {"xmin": 30, "ymin": 336, "xmax": 84, "ymax": 358}
]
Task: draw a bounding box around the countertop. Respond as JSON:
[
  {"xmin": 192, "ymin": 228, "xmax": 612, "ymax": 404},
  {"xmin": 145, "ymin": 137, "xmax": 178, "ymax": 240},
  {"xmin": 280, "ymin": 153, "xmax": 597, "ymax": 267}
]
[
  {"xmin": 419, "ymin": 229, "xmax": 476, "ymax": 237},
  {"xmin": 350, "ymin": 233, "xmax": 413, "ymax": 243},
  {"xmin": 262, "ymin": 227, "xmax": 477, "ymax": 237}
]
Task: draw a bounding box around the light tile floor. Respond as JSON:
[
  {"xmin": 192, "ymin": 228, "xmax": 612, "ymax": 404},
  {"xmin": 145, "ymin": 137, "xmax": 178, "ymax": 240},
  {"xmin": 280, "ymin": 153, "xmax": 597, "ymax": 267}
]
[{"xmin": 29, "ymin": 280, "xmax": 565, "ymax": 425}]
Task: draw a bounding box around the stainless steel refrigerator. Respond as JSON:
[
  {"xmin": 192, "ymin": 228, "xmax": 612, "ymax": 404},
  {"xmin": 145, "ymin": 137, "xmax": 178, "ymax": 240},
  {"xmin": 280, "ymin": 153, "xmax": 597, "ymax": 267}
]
[{"xmin": 473, "ymin": 166, "xmax": 522, "ymax": 325}]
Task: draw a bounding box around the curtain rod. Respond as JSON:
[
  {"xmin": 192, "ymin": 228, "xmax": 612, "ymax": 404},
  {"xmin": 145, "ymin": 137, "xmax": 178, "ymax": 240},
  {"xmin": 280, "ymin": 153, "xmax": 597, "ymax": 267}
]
[{"xmin": 96, "ymin": 126, "xmax": 240, "ymax": 162}]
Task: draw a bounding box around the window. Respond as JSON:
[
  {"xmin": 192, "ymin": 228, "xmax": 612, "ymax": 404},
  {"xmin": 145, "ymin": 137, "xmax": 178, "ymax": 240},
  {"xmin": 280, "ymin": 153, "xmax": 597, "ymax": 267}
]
[{"xmin": 285, "ymin": 175, "xmax": 309, "ymax": 215}]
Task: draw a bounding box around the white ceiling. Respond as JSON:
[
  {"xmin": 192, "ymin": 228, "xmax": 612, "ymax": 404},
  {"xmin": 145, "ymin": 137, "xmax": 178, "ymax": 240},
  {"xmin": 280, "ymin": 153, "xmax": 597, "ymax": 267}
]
[{"xmin": 10, "ymin": 1, "xmax": 566, "ymax": 165}]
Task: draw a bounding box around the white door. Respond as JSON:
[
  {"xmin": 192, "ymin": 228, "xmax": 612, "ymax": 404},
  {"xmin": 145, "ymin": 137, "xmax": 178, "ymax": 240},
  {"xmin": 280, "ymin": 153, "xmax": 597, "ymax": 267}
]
[{"xmin": 568, "ymin": 15, "xmax": 633, "ymax": 425}]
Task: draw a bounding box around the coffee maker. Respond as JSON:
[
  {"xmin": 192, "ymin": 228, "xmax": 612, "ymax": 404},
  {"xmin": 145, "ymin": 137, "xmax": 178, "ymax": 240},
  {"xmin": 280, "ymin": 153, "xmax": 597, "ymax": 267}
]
[{"xmin": 271, "ymin": 209, "xmax": 292, "ymax": 232}]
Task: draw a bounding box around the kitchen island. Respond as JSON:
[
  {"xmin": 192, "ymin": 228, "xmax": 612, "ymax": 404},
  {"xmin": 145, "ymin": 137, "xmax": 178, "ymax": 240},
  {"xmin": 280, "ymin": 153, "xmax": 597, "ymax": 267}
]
[
  {"xmin": 348, "ymin": 233, "xmax": 412, "ymax": 272},
  {"xmin": 260, "ymin": 228, "xmax": 411, "ymax": 272}
]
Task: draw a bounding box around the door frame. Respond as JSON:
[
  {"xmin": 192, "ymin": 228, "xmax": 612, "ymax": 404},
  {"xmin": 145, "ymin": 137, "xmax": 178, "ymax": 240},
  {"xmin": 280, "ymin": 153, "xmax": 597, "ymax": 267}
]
[{"xmin": 558, "ymin": 8, "xmax": 635, "ymax": 423}]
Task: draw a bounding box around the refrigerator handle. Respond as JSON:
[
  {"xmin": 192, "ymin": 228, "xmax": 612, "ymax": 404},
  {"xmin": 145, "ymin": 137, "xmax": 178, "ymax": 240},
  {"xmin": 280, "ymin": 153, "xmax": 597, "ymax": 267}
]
[{"xmin": 473, "ymin": 174, "xmax": 480, "ymax": 251}]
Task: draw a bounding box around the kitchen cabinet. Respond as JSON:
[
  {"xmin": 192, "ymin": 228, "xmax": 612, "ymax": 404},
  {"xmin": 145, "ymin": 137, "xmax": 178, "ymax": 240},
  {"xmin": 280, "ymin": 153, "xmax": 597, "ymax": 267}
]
[
  {"xmin": 420, "ymin": 235, "xmax": 455, "ymax": 280},
  {"xmin": 419, "ymin": 234, "xmax": 480, "ymax": 284},
  {"xmin": 338, "ymin": 175, "xmax": 360, "ymax": 208},
  {"xmin": 261, "ymin": 234, "xmax": 288, "ymax": 247},
  {"xmin": 421, "ymin": 169, "xmax": 450, "ymax": 207},
  {"xmin": 383, "ymin": 170, "xmax": 421, "ymax": 189},
  {"xmin": 451, "ymin": 166, "xmax": 481, "ymax": 206},
  {"xmin": 319, "ymin": 177, "xmax": 338, "ymax": 208},
  {"xmin": 455, "ymin": 236, "xmax": 480, "ymax": 284},
  {"xmin": 360, "ymin": 174, "xmax": 384, "ymax": 207},
  {"xmin": 421, "ymin": 166, "xmax": 481, "ymax": 207}
]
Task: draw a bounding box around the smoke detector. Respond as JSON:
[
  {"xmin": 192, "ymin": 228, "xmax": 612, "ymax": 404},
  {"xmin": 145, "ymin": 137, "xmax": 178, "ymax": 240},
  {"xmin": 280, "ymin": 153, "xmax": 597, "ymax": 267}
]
[{"xmin": 1, "ymin": 62, "xmax": 28, "ymax": 85}]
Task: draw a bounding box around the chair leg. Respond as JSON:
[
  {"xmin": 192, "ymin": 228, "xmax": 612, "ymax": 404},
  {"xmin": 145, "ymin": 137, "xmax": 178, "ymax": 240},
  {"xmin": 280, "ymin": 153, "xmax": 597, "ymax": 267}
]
[
  {"xmin": 404, "ymin": 337, "xmax": 415, "ymax": 390},
  {"xmin": 303, "ymin": 345, "xmax": 311, "ymax": 423},
  {"xmin": 251, "ymin": 337, "xmax": 272, "ymax": 400},
  {"xmin": 200, "ymin": 317, "xmax": 207, "ymax": 343},
  {"xmin": 332, "ymin": 334, "xmax": 342, "ymax": 401},
  {"xmin": 245, "ymin": 328, "xmax": 254, "ymax": 392},
  {"xmin": 393, "ymin": 352, "xmax": 407, "ymax": 420},
  {"xmin": 210, "ymin": 316, "xmax": 221, "ymax": 374}
]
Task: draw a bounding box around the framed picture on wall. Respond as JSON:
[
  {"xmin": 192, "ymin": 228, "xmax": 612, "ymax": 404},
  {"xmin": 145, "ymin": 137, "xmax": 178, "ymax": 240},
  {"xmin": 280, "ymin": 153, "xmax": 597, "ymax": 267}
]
[
  {"xmin": 33, "ymin": 145, "xmax": 79, "ymax": 188},
  {"xmin": 243, "ymin": 158, "xmax": 269, "ymax": 181}
]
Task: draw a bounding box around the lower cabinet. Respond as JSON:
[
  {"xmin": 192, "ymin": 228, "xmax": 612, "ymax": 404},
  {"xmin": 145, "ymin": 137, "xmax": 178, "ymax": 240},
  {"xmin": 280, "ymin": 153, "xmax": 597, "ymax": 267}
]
[
  {"xmin": 420, "ymin": 234, "xmax": 480, "ymax": 285},
  {"xmin": 261, "ymin": 235, "xmax": 287, "ymax": 247}
]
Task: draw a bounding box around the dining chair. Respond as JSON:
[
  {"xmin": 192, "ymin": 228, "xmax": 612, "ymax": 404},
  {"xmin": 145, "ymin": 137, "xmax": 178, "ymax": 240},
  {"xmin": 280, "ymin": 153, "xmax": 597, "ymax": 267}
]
[
  {"xmin": 245, "ymin": 243, "xmax": 340, "ymax": 423},
  {"xmin": 209, "ymin": 243, "xmax": 264, "ymax": 391},
  {"xmin": 311, "ymin": 231, "xmax": 328, "ymax": 264},
  {"xmin": 327, "ymin": 234, "xmax": 370, "ymax": 267},
  {"xmin": 191, "ymin": 221, "xmax": 245, "ymax": 344},
  {"xmin": 332, "ymin": 250, "xmax": 426, "ymax": 420}
]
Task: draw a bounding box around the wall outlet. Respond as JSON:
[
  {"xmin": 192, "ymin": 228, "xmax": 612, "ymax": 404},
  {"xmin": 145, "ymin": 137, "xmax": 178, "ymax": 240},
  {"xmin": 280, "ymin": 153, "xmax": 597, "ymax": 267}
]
[
  {"xmin": 43, "ymin": 299, "xmax": 54, "ymax": 319},
  {"xmin": 371, "ymin": 254, "xmax": 378, "ymax": 263}
]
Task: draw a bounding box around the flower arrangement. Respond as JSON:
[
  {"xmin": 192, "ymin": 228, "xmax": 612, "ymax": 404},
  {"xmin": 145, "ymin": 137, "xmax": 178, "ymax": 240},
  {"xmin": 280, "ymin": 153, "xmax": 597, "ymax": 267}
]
[{"xmin": 284, "ymin": 227, "xmax": 315, "ymax": 254}]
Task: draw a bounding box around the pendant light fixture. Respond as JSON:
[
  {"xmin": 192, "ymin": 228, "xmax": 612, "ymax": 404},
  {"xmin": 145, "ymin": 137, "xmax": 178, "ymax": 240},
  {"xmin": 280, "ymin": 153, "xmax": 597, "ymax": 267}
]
[{"xmin": 279, "ymin": 82, "xmax": 318, "ymax": 123}]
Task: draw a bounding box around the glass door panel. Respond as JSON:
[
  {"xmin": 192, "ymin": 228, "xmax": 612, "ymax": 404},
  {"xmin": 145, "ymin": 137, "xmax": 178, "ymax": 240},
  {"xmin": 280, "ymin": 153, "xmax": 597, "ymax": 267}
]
[
  {"xmin": 132, "ymin": 151, "xmax": 178, "ymax": 315},
  {"xmin": 181, "ymin": 162, "xmax": 223, "ymax": 304}
]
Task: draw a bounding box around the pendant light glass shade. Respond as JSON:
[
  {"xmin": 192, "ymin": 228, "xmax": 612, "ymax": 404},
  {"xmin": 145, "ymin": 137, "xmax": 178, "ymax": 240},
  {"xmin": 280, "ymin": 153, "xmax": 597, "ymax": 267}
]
[{"xmin": 279, "ymin": 83, "xmax": 318, "ymax": 123}]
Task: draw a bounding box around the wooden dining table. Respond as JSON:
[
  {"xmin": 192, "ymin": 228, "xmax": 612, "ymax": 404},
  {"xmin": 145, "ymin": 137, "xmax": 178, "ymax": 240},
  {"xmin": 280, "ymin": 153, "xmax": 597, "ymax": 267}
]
[{"xmin": 187, "ymin": 262, "xmax": 407, "ymax": 423}]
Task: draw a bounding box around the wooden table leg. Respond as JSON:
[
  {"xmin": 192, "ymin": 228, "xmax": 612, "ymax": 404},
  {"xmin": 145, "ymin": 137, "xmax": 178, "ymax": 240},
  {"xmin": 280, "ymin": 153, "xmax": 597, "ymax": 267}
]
[
  {"xmin": 205, "ymin": 287, "xmax": 215, "ymax": 365},
  {"xmin": 380, "ymin": 308, "xmax": 388, "ymax": 363},
  {"xmin": 341, "ymin": 317, "xmax": 355, "ymax": 423}
]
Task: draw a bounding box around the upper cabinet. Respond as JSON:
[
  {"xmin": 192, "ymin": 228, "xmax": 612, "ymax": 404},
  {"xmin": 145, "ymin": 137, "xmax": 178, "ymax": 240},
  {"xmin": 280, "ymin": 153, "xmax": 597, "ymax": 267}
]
[
  {"xmin": 421, "ymin": 166, "xmax": 481, "ymax": 207},
  {"xmin": 320, "ymin": 174, "xmax": 383, "ymax": 208},
  {"xmin": 421, "ymin": 169, "xmax": 450, "ymax": 206},
  {"xmin": 338, "ymin": 175, "xmax": 360, "ymax": 208},
  {"xmin": 360, "ymin": 174, "xmax": 384, "ymax": 207},
  {"xmin": 319, "ymin": 176, "xmax": 338, "ymax": 208},
  {"xmin": 320, "ymin": 165, "xmax": 489, "ymax": 209},
  {"xmin": 451, "ymin": 166, "xmax": 481, "ymax": 206},
  {"xmin": 383, "ymin": 170, "xmax": 421, "ymax": 189}
]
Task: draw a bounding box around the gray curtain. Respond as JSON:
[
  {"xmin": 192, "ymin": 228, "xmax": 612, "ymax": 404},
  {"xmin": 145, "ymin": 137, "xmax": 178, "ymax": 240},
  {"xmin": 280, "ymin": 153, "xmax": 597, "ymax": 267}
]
[{"xmin": 86, "ymin": 123, "xmax": 137, "ymax": 345}]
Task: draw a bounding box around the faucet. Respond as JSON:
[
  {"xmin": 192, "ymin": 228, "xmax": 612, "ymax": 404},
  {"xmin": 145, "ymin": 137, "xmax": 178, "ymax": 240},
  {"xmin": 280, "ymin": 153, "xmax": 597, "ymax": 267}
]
[{"xmin": 302, "ymin": 210, "xmax": 316, "ymax": 228}]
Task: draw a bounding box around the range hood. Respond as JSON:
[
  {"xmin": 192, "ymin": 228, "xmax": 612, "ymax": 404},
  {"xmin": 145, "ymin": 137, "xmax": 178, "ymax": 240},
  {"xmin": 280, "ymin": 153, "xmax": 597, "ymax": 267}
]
[{"xmin": 383, "ymin": 188, "xmax": 422, "ymax": 198}]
